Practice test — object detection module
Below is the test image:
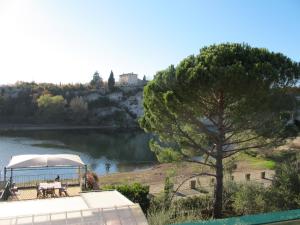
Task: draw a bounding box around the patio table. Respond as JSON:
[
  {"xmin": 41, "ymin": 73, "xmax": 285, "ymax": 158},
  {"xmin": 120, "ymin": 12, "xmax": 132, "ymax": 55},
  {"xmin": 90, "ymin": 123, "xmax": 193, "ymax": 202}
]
[
  {"xmin": 39, "ymin": 182, "xmax": 62, "ymax": 190},
  {"xmin": 39, "ymin": 182, "xmax": 62, "ymax": 197}
]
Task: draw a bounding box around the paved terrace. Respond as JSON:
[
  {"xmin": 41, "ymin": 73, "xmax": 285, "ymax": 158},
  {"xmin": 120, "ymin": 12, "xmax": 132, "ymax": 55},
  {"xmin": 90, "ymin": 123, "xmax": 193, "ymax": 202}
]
[{"xmin": 9, "ymin": 186, "xmax": 81, "ymax": 201}]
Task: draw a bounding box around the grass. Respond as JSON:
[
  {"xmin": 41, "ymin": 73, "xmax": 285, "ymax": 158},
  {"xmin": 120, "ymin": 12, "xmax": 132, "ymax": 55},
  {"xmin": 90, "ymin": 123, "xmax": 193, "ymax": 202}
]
[{"xmin": 237, "ymin": 153, "xmax": 276, "ymax": 170}]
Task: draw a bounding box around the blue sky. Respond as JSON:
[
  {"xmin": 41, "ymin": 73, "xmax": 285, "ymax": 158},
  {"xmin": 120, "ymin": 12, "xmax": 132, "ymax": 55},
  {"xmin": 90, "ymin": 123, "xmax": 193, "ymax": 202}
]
[{"xmin": 0, "ymin": 0, "xmax": 299, "ymax": 84}]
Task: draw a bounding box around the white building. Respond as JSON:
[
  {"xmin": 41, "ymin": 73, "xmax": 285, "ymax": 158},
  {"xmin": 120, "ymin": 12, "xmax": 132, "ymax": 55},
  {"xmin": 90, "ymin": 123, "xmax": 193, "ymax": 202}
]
[{"xmin": 119, "ymin": 73, "xmax": 138, "ymax": 86}]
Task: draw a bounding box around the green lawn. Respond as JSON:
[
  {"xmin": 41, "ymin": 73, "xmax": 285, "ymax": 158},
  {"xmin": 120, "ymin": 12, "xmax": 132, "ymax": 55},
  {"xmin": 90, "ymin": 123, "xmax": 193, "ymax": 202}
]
[{"xmin": 237, "ymin": 153, "xmax": 276, "ymax": 170}]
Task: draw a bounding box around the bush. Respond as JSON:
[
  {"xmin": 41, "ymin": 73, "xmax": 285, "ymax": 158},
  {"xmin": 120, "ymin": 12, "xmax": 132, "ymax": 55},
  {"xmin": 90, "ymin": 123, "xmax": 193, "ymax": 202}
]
[
  {"xmin": 232, "ymin": 182, "xmax": 267, "ymax": 215},
  {"xmin": 223, "ymin": 180, "xmax": 240, "ymax": 212},
  {"xmin": 85, "ymin": 171, "xmax": 100, "ymax": 190},
  {"xmin": 147, "ymin": 208, "xmax": 204, "ymax": 225},
  {"xmin": 69, "ymin": 96, "xmax": 88, "ymax": 122},
  {"xmin": 88, "ymin": 97, "xmax": 116, "ymax": 109},
  {"xmin": 103, "ymin": 183, "xmax": 150, "ymax": 212},
  {"xmin": 147, "ymin": 195, "xmax": 212, "ymax": 225},
  {"xmin": 173, "ymin": 195, "xmax": 213, "ymax": 213},
  {"xmin": 37, "ymin": 94, "xmax": 66, "ymax": 121},
  {"xmin": 266, "ymin": 160, "xmax": 300, "ymax": 210}
]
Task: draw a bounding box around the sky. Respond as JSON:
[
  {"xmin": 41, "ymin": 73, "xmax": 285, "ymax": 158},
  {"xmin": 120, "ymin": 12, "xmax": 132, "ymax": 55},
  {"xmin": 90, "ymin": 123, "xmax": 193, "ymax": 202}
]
[{"xmin": 0, "ymin": 0, "xmax": 299, "ymax": 84}]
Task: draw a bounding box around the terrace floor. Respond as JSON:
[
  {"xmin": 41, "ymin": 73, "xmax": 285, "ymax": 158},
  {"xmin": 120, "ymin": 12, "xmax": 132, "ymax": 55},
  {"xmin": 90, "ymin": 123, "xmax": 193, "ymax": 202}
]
[{"xmin": 9, "ymin": 186, "xmax": 81, "ymax": 201}]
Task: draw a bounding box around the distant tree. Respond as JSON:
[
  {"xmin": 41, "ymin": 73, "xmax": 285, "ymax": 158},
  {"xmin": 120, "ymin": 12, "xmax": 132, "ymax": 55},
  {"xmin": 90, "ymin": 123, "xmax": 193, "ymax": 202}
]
[
  {"xmin": 108, "ymin": 70, "xmax": 115, "ymax": 91},
  {"xmin": 69, "ymin": 96, "xmax": 88, "ymax": 122},
  {"xmin": 143, "ymin": 75, "xmax": 147, "ymax": 81},
  {"xmin": 140, "ymin": 43, "xmax": 300, "ymax": 218},
  {"xmin": 90, "ymin": 71, "xmax": 103, "ymax": 89},
  {"xmin": 37, "ymin": 94, "xmax": 66, "ymax": 121}
]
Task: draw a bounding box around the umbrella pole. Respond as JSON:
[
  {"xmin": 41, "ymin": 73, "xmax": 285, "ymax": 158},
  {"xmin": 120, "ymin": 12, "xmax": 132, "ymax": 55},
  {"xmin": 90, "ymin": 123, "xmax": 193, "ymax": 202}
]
[
  {"xmin": 10, "ymin": 168, "xmax": 13, "ymax": 187},
  {"xmin": 78, "ymin": 166, "xmax": 81, "ymax": 186},
  {"xmin": 4, "ymin": 167, "xmax": 6, "ymax": 182},
  {"xmin": 84, "ymin": 165, "xmax": 87, "ymax": 190}
]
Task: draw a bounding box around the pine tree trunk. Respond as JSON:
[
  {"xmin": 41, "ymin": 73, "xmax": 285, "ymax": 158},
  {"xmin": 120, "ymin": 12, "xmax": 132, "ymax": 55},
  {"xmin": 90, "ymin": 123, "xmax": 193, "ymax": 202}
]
[
  {"xmin": 213, "ymin": 91, "xmax": 224, "ymax": 218},
  {"xmin": 213, "ymin": 153, "xmax": 223, "ymax": 218}
]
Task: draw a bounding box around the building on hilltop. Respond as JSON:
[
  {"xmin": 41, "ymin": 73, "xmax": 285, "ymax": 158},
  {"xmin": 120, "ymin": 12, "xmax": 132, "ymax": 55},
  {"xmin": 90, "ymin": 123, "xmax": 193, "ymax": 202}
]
[
  {"xmin": 118, "ymin": 73, "xmax": 148, "ymax": 86},
  {"xmin": 118, "ymin": 73, "xmax": 138, "ymax": 86}
]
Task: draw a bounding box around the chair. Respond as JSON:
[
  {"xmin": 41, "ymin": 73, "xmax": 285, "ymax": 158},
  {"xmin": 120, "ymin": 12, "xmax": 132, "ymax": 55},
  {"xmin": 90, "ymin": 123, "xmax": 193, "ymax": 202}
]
[
  {"xmin": 59, "ymin": 183, "xmax": 69, "ymax": 197},
  {"xmin": 10, "ymin": 184, "xmax": 20, "ymax": 200},
  {"xmin": 36, "ymin": 184, "xmax": 44, "ymax": 198},
  {"xmin": 45, "ymin": 187, "xmax": 56, "ymax": 198}
]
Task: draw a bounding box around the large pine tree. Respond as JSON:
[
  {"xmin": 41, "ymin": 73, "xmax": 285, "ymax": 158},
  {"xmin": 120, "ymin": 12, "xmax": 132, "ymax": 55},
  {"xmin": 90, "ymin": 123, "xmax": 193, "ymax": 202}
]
[{"xmin": 140, "ymin": 43, "xmax": 300, "ymax": 218}]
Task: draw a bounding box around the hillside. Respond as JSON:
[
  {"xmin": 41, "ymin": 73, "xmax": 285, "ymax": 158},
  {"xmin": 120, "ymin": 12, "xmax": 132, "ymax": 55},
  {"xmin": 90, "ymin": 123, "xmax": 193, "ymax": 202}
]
[{"xmin": 0, "ymin": 82, "xmax": 145, "ymax": 129}]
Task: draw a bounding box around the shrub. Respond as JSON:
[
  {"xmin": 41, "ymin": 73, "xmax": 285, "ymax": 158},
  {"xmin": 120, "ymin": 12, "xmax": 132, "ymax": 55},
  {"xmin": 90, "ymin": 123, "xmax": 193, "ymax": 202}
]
[
  {"xmin": 173, "ymin": 195, "xmax": 213, "ymax": 213},
  {"xmin": 147, "ymin": 208, "xmax": 204, "ymax": 225},
  {"xmin": 223, "ymin": 180, "xmax": 240, "ymax": 212},
  {"xmin": 88, "ymin": 97, "xmax": 116, "ymax": 109},
  {"xmin": 85, "ymin": 171, "xmax": 100, "ymax": 190},
  {"xmin": 232, "ymin": 182, "xmax": 267, "ymax": 215},
  {"xmin": 103, "ymin": 183, "xmax": 150, "ymax": 212},
  {"xmin": 37, "ymin": 94, "xmax": 66, "ymax": 121},
  {"xmin": 147, "ymin": 195, "xmax": 212, "ymax": 225},
  {"xmin": 69, "ymin": 96, "xmax": 88, "ymax": 122},
  {"xmin": 266, "ymin": 159, "xmax": 300, "ymax": 210},
  {"xmin": 70, "ymin": 96, "xmax": 88, "ymax": 113},
  {"xmin": 223, "ymin": 180, "xmax": 269, "ymax": 215}
]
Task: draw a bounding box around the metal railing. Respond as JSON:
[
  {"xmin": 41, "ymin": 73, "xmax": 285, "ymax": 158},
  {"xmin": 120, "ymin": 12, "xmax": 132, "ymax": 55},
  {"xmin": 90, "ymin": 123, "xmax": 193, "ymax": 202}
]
[{"xmin": 10, "ymin": 173, "xmax": 80, "ymax": 188}]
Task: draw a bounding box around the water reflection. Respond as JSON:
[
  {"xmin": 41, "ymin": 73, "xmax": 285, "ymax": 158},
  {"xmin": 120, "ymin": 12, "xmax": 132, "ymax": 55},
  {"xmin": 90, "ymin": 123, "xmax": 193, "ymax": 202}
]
[{"xmin": 0, "ymin": 130, "xmax": 156, "ymax": 175}]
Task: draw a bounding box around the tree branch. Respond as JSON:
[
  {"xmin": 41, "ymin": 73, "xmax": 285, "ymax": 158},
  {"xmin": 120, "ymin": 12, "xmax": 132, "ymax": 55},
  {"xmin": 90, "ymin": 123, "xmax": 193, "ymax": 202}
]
[
  {"xmin": 223, "ymin": 135, "xmax": 262, "ymax": 146},
  {"xmin": 174, "ymin": 119, "xmax": 215, "ymax": 157},
  {"xmin": 184, "ymin": 158, "xmax": 216, "ymax": 168}
]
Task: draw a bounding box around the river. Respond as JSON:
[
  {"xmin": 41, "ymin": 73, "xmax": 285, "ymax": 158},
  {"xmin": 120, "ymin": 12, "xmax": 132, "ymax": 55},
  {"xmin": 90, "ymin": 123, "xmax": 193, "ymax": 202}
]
[{"xmin": 0, "ymin": 130, "xmax": 156, "ymax": 178}]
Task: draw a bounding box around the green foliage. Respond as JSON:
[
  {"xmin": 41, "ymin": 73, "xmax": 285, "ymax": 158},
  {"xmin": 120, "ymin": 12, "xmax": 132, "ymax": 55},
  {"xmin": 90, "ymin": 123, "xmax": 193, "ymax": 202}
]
[
  {"xmin": 232, "ymin": 182, "xmax": 267, "ymax": 215},
  {"xmin": 147, "ymin": 208, "xmax": 203, "ymax": 225},
  {"xmin": 108, "ymin": 71, "xmax": 115, "ymax": 91},
  {"xmin": 70, "ymin": 96, "xmax": 88, "ymax": 112},
  {"xmin": 223, "ymin": 159, "xmax": 300, "ymax": 215},
  {"xmin": 113, "ymin": 110, "xmax": 127, "ymax": 126},
  {"xmin": 224, "ymin": 158, "xmax": 237, "ymax": 176},
  {"xmin": 237, "ymin": 153, "xmax": 276, "ymax": 169},
  {"xmin": 223, "ymin": 180, "xmax": 268, "ymax": 215},
  {"xmin": 163, "ymin": 176, "xmax": 174, "ymax": 207},
  {"xmin": 0, "ymin": 81, "xmax": 141, "ymax": 126},
  {"xmin": 37, "ymin": 94, "xmax": 65, "ymax": 109},
  {"xmin": 173, "ymin": 195, "xmax": 213, "ymax": 212},
  {"xmin": 102, "ymin": 183, "xmax": 150, "ymax": 212},
  {"xmin": 147, "ymin": 195, "xmax": 212, "ymax": 225},
  {"xmin": 88, "ymin": 97, "xmax": 116, "ymax": 109},
  {"xmin": 150, "ymin": 140, "xmax": 182, "ymax": 162},
  {"xmin": 90, "ymin": 71, "xmax": 103, "ymax": 89},
  {"xmin": 266, "ymin": 159, "xmax": 300, "ymax": 210},
  {"xmin": 140, "ymin": 43, "xmax": 300, "ymax": 217},
  {"xmin": 37, "ymin": 94, "xmax": 66, "ymax": 121},
  {"xmin": 140, "ymin": 43, "xmax": 300, "ymax": 156},
  {"xmin": 222, "ymin": 180, "xmax": 240, "ymax": 212},
  {"xmin": 69, "ymin": 96, "xmax": 88, "ymax": 122}
]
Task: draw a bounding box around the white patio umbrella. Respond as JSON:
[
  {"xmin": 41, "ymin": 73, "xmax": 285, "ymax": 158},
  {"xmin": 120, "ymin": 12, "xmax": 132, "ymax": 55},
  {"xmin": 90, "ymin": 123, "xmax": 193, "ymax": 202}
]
[{"xmin": 6, "ymin": 154, "xmax": 85, "ymax": 169}]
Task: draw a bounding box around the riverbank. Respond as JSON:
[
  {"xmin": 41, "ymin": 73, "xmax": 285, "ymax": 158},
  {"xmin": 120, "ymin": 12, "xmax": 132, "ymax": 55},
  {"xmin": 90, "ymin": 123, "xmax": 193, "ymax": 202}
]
[
  {"xmin": 0, "ymin": 124, "xmax": 140, "ymax": 132},
  {"xmin": 99, "ymin": 137, "xmax": 300, "ymax": 196},
  {"xmin": 98, "ymin": 160, "xmax": 275, "ymax": 196}
]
